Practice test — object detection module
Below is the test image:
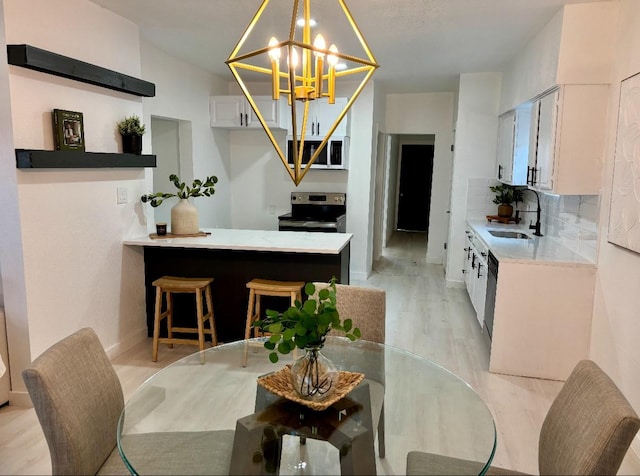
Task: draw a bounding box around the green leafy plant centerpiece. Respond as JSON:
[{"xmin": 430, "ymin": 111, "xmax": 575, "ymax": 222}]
[
  {"xmin": 253, "ymin": 279, "xmax": 361, "ymax": 363},
  {"xmin": 253, "ymin": 279, "xmax": 361, "ymax": 400},
  {"xmin": 140, "ymin": 174, "xmax": 218, "ymax": 208}
]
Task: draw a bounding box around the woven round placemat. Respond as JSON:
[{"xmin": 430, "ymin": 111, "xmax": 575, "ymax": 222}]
[{"xmin": 257, "ymin": 365, "xmax": 365, "ymax": 411}]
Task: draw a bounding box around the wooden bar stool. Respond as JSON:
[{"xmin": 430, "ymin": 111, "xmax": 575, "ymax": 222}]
[
  {"xmin": 243, "ymin": 278, "xmax": 304, "ymax": 367},
  {"xmin": 152, "ymin": 276, "xmax": 217, "ymax": 362}
]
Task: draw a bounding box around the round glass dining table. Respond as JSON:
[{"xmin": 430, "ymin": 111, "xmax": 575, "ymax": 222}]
[{"xmin": 117, "ymin": 337, "xmax": 496, "ymax": 475}]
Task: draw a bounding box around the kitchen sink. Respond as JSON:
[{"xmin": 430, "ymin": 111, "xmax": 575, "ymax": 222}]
[{"xmin": 488, "ymin": 230, "xmax": 532, "ymax": 239}]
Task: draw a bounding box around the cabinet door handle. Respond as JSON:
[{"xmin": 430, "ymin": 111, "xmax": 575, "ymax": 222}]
[
  {"xmin": 312, "ymin": 123, "xmax": 315, "ymax": 135},
  {"xmin": 317, "ymin": 121, "xmax": 320, "ymax": 134},
  {"xmin": 526, "ymin": 166, "xmax": 533, "ymax": 185},
  {"xmin": 471, "ymin": 254, "xmax": 476, "ymax": 269},
  {"xmin": 532, "ymin": 167, "xmax": 538, "ymax": 185},
  {"xmin": 240, "ymin": 113, "xmax": 243, "ymax": 126},
  {"xmin": 481, "ymin": 252, "xmax": 487, "ymax": 258},
  {"xmin": 498, "ymin": 164, "xmax": 503, "ymax": 179},
  {"xmin": 245, "ymin": 113, "xmax": 248, "ymax": 127},
  {"xmin": 462, "ymin": 269, "xmax": 467, "ymax": 274},
  {"xmin": 477, "ymin": 264, "xmax": 483, "ymax": 279}
]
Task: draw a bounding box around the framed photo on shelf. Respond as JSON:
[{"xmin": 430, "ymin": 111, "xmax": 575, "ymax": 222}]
[{"xmin": 52, "ymin": 109, "xmax": 85, "ymax": 152}]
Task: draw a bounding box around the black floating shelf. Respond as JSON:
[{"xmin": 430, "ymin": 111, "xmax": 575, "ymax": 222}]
[
  {"xmin": 7, "ymin": 44, "xmax": 155, "ymax": 97},
  {"xmin": 16, "ymin": 149, "xmax": 156, "ymax": 169}
]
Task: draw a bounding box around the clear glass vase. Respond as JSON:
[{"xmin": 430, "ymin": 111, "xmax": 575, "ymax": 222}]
[{"xmin": 290, "ymin": 345, "xmax": 340, "ymax": 401}]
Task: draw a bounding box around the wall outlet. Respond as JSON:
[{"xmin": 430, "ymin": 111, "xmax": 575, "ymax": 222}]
[{"xmin": 117, "ymin": 187, "xmax": 128, "ymax": 204}]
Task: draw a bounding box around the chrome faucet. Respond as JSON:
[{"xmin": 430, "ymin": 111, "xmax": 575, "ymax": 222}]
[{"xmin": 514, "ymin": 189, "xmax": 543, "ymax": 237}]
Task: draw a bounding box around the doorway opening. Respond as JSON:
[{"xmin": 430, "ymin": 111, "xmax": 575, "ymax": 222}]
[
  {"xmin": 396, "ymin": 144, "xmax": 434, "ymax": 233},
  {"xmin": 150, "ymin": 117, "xmax": 194, "ymax": 225}
]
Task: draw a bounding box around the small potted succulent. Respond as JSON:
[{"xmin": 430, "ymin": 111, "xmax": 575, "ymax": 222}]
[
  {"xmin": 117, "ymin": 115, "xmax": 146, "ymax": 155},
  {"xmin": 253, "ymin": 278, "xmax": 361, "ymax": 400},
  {"xmin": 490, "ymin": 184, "xmax": 524, "ymax": 218},
  {"xmin": 141, "ymin": 174, "xmax": 218, "ymax": 235}
]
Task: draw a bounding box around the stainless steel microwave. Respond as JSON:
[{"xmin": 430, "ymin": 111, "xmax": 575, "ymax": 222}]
[{"xmin": 286, "ymin": 136, "xmax": 349, "ymax": 170}]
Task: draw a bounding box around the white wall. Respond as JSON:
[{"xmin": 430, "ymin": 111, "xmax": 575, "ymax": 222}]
[
  {"xmin": 0, "ymin": 0, "xmax": 30, "ymax": 402},
  {"xmin": 500, "ymin": 2, "xmax": 617, "ymax": 113},
  {"xmin": 140, "ymin": 41, "xmax": 231, "ymax": 230},
  {"xmin": 591, "ymin": 0, "xmax": 640, "ymax": 448},
  {"xmin": 445, "ymin": 73, "xmax": 502, "ymax": 285},
  {"xmin": 385, "ymin": 92, "xmax": 455, "ymax": 264},
  {"xmin": 2, "ymin": 0, "xmax": 150, "ymax": 399},
  {"xmin": 0, "ymin": 1, "xmax": 235, "ymax": 403},
  {"xmin": 346, "ymin": 83, "xmax": 376, "ymax": 279}
]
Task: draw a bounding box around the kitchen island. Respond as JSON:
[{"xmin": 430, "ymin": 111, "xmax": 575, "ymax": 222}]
[{"xmin": 124, "ymin": 229, "xmax": 352, "ymax": 343}]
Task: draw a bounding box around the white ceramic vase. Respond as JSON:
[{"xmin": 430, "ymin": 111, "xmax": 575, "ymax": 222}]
[{"xmin": 171, "ymin": 199, "xmax": 199, "ymax": 235}]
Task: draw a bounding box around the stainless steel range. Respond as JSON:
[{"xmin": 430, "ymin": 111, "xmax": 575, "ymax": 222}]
[{"xmin": 278, "ymin": 192, "xmax": 347, "ymax": 233}]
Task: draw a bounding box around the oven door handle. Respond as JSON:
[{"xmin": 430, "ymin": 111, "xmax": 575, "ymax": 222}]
[{"xmin": 282, "ymin": 220, "xmax": 338, "ymax": 229}]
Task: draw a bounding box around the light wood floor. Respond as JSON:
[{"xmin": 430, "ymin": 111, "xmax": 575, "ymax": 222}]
[{"xmin": 1, "ymin": 231, "xmax": 638, "ymax": 475}]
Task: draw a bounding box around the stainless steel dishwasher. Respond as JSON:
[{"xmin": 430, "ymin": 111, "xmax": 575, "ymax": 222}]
[{"xmin": 483, "ymin": 251, "xmax": 498, "ymax": 342}]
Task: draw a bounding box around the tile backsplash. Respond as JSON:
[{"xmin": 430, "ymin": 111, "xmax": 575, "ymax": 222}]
[
  {"xmin": 526, "ymin": 193, "xmax": 599, "ymax": 263},
  {"xmin": 465, "ymin": 178, "xmax": 599, "ymax": 263}
]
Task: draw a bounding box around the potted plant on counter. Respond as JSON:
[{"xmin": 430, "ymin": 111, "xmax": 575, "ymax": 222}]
[
  {"xmin": 253, "ymin": 278, "xmax": 361, "ymax": 401},
  {"xmin": 490, "ymin": 183, "xmax": 524, "ymax": 218},
  {"xmin": 141, "ymin": 174, "xmax": 218, "ymax": 235},
  {"xmin": 117, "ymin": 115, "xmax": 146, "ymax": 155}
]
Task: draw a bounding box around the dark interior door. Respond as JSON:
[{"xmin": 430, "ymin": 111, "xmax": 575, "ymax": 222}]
[{"xmin": 397, "ymin": 144, "xmax": 434, "ymax": 232}]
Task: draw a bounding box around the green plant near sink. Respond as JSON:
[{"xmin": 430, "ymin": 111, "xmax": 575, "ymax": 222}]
[{"xmin": 490, "ymin": 184, "xmax": 524, "ymax": 218}]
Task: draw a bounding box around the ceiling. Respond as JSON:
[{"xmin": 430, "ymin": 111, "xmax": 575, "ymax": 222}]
[{"xmin": 89, "ymin": 0, "xmax": 604, "ymax": 94}]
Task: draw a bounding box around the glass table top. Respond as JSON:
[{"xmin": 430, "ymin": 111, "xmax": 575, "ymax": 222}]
[{"xmin": 118, "ymin": 337, "xmax": 496, "ymax": 475}]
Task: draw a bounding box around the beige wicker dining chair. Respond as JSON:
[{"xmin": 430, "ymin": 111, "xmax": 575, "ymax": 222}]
[
  {"xmin": 23, "ymin": 327, "xmax": 235, "ymax": 475},
  {"xmin": 406, "ymin": 359, "xmax": 640, "ymax": 476},
  {"xmin": 313, "ymin": 282, "xmax": 387, "ymax": 457}
]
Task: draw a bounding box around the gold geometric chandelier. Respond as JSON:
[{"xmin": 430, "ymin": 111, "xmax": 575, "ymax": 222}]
[{"xmin": 226, "ymin": 0, "xmax": 379, "ymax": 185}]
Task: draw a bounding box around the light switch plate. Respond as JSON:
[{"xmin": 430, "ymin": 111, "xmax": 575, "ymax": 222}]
[{"xmin": 117, "ymin": 187, "xmax": 128, "ymax": 204}]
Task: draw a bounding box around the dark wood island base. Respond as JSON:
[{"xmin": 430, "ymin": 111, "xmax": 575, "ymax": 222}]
[{"xmin": 126, "ymin": 229, "xmax": 352, "ymax": 343}]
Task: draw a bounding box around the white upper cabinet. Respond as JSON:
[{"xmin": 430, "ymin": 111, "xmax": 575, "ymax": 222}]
[
  {"xmin": 496, "ymin": 111, "xmax": 515, "ymax": 184},
  {"xmin": 526, "ymin": 84, "xmax": 609, "ymax": 194},
  {"xmin": 496, "ymin": 105, "xmax": 532, "ymax": 186},
  {"xmin": 210, "ymin": 96, "xmax": 287, "ymax": 129},
  {"xmin": 288, "ymin": 97, "xmax": 349, "ymax": 138}
]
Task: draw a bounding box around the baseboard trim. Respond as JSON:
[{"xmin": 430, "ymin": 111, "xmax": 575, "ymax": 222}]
[
  {"xmin": 446, "ymin": 278, "xmax": 465, "ymax": 289},
  {"xmin": 629, "ymin": 436, "xmax": 640, "ymax": 466},
  {"xmin": 9, "ymin": 390, "xmax": 31, "ymax": 408},
  {"xmin": 105, "ymin": 328, "xmax": 148, "ymax": 360},
  {"xmin": 350, "ymin": 270, "xmax": 370, "ymax": 282}
]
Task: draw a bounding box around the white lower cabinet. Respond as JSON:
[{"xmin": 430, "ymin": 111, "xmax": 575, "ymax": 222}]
[
  {"xmin": 463, "ymin": 229, "xmax": 488, "ymax": 329},
  {"xmin": 489, "ymin": 261, "xmax": 595, "ymax": 380}
]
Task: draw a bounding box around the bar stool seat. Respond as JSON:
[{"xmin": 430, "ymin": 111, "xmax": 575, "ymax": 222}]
[
  {"xmin": 243, "ymin": 278, "xmax": 304, "ymax": 366},
  {"xmin": 152, "ymin": 276, "xmax": 217, "ymax": 362}
]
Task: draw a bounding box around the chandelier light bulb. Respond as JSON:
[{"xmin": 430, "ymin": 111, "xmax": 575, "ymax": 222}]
[
  {"xmin": 288, "ymin": 47, "xmax": 298, "ymax": 69},
  {"xmin": 327, "ymin": 44, "xmax": 339, "ymax": 66},
  {"xmin": 313, "ymin": 34, "xmax": 326, "ymax": 57},
  {"xmin": 268, "ymin": 36, "xmax": 281, "ymax": 60}
]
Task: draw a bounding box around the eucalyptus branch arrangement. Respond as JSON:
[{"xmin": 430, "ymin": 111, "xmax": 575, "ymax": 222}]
[
  {"xmin": 141, "ymin": 174, "xmax": 218, "ymax": 207},
  {"xmin": 253, "ymin": 278, "xmax": 361, "ymax": 363}
]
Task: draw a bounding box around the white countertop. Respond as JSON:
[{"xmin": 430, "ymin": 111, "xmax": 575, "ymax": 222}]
[
  {"xmin": 124, "ymin": 228, "xmax": 353, "ymax": 255},
  {"xmin": 466, "ymin": 219, "xmax": 595, "ymax": 267}
]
